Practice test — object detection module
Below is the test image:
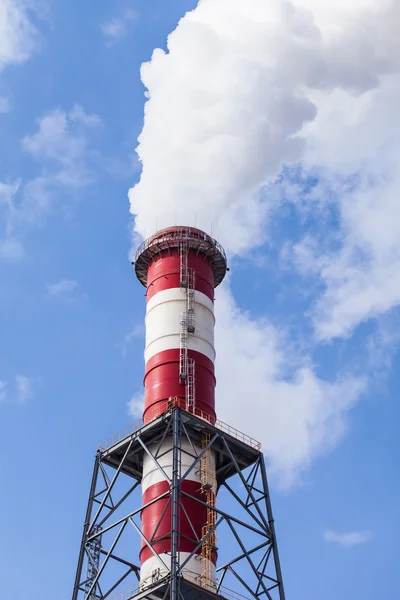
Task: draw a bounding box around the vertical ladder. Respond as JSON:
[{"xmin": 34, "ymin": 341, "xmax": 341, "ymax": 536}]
[
  {"xmin": 179, "ymin": 313, "xmax": 188, "ymax": 381},
  {"xmin": 186, "ymin": 268, "xmax": 195, "ymax": 334},
  {"xmin": 179, "ymin": 239, "xmax": 189, "ymax": 287},
  {"xmin": 179, "ymin": 241, "xmax": 196, "ymax": 412},
  {"xmin": 84, "ymin": 525, "xmax": 102, "ymax": 599},
  {"xmin": 186, "ymin": 358, "xmax": 195, "ymax": 411},
  {"xmin": 200, "ymin": 433, "xmax": 217, "ymax": 589}
]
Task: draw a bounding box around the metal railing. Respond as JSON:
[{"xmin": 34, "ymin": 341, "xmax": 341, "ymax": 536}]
[
  {"xmin": 98, "ymin": 418, "xmax": 143, "ymax": 452},
  {"xmin": 98, "ymin": 400, "xmax": 261, "ymax": 453},
  {"xmin": 189, "ymin": 403, "xmax": 262, "ymax": 451},
  {"xmin": 134, "ymin": 226, "xmax": 227, "ymax": 267},
  {"xmin": 106, "ymin": 568, "xmax": 251, "ymax": 600},
  {"xmin": 214, "ymin": 418, "xmax": 261, "ymax": 451}
]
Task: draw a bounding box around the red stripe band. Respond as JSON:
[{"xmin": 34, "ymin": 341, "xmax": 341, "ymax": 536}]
[
  {"xmin": 144, "ymin": 349, "xmax": 215, "ymax": 424},
  {"xmin": 146, "ymin": 250, "xmax": 214, "ymax": 302},
  {"xmin": 140, "ymin": 479, "xmax": 217, "ymax": 564}
]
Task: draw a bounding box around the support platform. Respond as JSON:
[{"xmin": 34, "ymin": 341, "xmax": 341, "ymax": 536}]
[
  {"xmin": 98, "ymin": 408, "xmax": 261, "ymax": 485},
  {"xmin": 71, "ymin": 408, "xmax": 286, "ymax": 600}
]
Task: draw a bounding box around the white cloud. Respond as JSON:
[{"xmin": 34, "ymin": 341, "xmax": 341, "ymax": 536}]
[
  {"xmin": 0, "ymin": 106, "xmax": 102, "ymax": 259},
  {"xmin": 0, "ymin": 0, "xmax": 38, "ymax": 69},
  {"xmin": 0, "ymin": 180, "xmax": 20, "ymax": 206},
  {"xmin": 0, "ymin": 96, "xmax": 10, "ymax": 113},
  {"xmin": 0, "ymin": 237, "xmax": 24, "ymax": 260},
  {"xmin": 46, "ymin": 279, "xmax": 79, "ymax": 298},
  {"xmin": 101, "ymin": 8, "xmax": 138, "ymax": 42},
  {"xmin": 15, "ymin": 375, "xmax": 34, "ymax": 404},
  {"xmin": 69, "ymin": 104, "xmax": 102, "ymax": 128},
  {"xmin": 121, "ymin": 323, "xmax": 145, "ymax": 357},
  {"xmin": 127, "ymin": 392, "xmax": 144, "ymax": 418},
  {"xmin": 323, "ymin": 529, "xmax": 373, "ymax": 547},
  {"xmin": 23, "ymin": 108, "xmax": 90, "ymax": 166},
  {"xmin": 22, "ymin": 106, "xmax": 102, "ymax": 187},
  {"xmin": 293, "ymin": 74, "xmax": 400, "ymax": 340},
  {"xmin": 0, "ymin": 181, "xmax": 24, "ymax": 259},
  {"xmin": 215, "ymin": 286, "xmax": 365, "ymax": 487},
  {"xmin": 0, "ymin": 376, "xmax": 36, "ymax": 405},
  {"xmin": 0, "ymin": 381, "xmax": 7, "ymax": 403}
]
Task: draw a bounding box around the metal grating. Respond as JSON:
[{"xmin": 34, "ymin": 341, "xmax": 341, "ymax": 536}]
[{"xmin": 134, "ymin": 226, "xmax": 227, "ymax": 288}]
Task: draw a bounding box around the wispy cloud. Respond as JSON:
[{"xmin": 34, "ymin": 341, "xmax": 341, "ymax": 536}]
[
  {"xmin": 0, "ymin": 180, "xmax": 20, "ymax": 206},
  {"xmin": 46, "ymin": 279, "xmax": 79, "ymax": 298},
  {"xmin": 101, "ymin": 8, "xmax": 138, "ymax": 43},
  {"xmin": 0, "ymin": 2, "xmax": 41, "ymax": 258},
  {"xmin": 0, "ymin": 181, "xmax": 23, "ymax": 259},
  {"xmin": 46, "ymin": 279, "xmax": 85, "ymax": 304},
  {"xmin": 22, "ymin": 105, "xmax": 101, "ymax": 168},
  {"xmin": 0, "ymin": 381, "xmax": 8, "ymax": 403},
  {"xmin": 127, "ymin": 392, "xmax": 143, "ymax": 418},
  {"xmin": 0, "ymin": 105, "xmax": 102, "ymax": 259},
  {"xmin": 69, "ymin": 104, "xmax": 102, "ymax": 127},
  {"xmin": 0, "ymin": 97, "xmax": 10, "ymax": 113},
  {"xmin": 22, "ymin": 105, "xmax": 102, "ymax": 192},
  {"xmin": 121, "ymin": 323, "xmax": 145, "ymax": 357},
  {"xmin": 15, "ymin": 375, "xmax": 34, "ymax": 404},
  {"xmin": 0, "ymin": 237, "xmax": 24, "ymax": 260},
  {"xmin": 323, "ymin": 529, "xmax": 374, "ymax": 548},
  {"xmin": 0, "ymin": 375, "xmax": 37, "ymax": 405},
  {"xmin": 0, "ymin": 0, "xmax": 39, "ymax": 68}
]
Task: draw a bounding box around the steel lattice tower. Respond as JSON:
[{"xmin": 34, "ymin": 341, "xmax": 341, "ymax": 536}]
[{"xmin": 72, "ymin": 227, "xmax": 286, "ymax": 600}]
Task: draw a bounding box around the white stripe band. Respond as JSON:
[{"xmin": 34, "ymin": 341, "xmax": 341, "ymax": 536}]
[
  {"xmin": 140, "ymin": 552, "xmax": 216, "ymax": 585},
  {"xmin": 147, "ymin": 288, "xmax": 214, "ymax": 314},
  {"xmin": 145, "ymin": 288, "xmax": 215, "ymax": 363},
  {"xmin": 142, "ymin": 437, "xmax": 216, "ymax": 493}
]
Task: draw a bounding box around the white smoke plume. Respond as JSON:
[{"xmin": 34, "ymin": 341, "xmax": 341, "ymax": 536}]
[
  {"xmin": 215, "ymin": 286, "xmax": 365, "ymax": 488},
  {"xmin": 128, "ymin": 0, "xmax": 399, "ymax": 483},
  {"xmin": 129, "ymin": 0, "xmax": 399, "ymax": 254}
]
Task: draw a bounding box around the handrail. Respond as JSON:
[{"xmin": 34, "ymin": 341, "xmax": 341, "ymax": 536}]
[
  {"xmin": 106, "ymin": 567, "xmax": 251, "ymax": 600},
  {"xmin": 98, "ymin": 403, "xmax": 261, "ymax": 453},
  {"xmin": 98, "ymin": 418, "xmax": 143, "ymax": 452},
  {"xmin": 134, "ymin": 226, "xmax": 227, "ymax": 267},
  {"xmin": 133, "ymin": 226, "xmax": 227, "ymax": 288}
]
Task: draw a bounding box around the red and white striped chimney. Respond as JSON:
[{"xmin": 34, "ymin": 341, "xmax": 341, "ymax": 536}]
[{"xmin": 134, "ymin": 226, "xmax": 227, "ymax": 586}]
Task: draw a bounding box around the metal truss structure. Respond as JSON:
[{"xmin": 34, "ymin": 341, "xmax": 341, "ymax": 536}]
[{"xmin": 71, "ymin": 407, "xmax": 286, "ymax": 600}]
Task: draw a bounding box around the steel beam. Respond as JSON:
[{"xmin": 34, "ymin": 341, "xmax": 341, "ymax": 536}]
[
  {"xmin": 71, "ymin": 409, "xmax": 286, "ymax": 600},
  {"xmin": 72, "ymin": 452, "xmax": 100, "ymax": 600}
]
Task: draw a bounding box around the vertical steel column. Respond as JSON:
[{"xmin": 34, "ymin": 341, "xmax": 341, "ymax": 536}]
[
  {"xmin": 72, "ymin": 451, "xmax": 101, "ymax": 600},
  {"xmin": 170, "ymin": 407, "xmax": 181, "ymax": 600},
  {"xmin": 259, "ymin": 455, "xmax": 286, "ymax": 600}
]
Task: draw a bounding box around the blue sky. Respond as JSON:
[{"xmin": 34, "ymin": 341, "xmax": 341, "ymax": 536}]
[{"xmin": 0, "ymin": 1, "xmax": 399, "ymax": 598}]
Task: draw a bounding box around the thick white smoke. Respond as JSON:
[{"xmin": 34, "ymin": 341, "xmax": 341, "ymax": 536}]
[
  {"xmin": 129, "ymin": 0, "xmax": 399, "ymax": 484},
  {"xmin": 129, "ymin": 0, "xmax": 399, "ymax": 254}
]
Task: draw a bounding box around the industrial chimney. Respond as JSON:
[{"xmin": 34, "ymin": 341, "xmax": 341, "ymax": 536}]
[
  {"xmin": 134, "ymin": 226, "xmax": 227, "ymax": 585},
  {"xmin": 72, "ymin": 226, "xmax": 285, "ymax": 600}
]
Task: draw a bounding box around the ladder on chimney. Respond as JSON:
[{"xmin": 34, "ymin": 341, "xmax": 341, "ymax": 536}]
[
  {"xmin": 200, "ymin": 432, "xmax": 217, "ymax": 589},
  {"xmin": 179, "ymin": 240, "xmax": 196, "ymax": 412}
]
